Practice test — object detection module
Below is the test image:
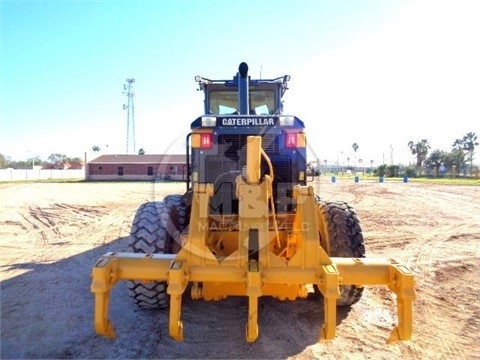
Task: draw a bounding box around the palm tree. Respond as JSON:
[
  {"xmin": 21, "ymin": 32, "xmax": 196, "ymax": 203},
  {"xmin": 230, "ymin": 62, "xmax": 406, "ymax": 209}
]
[
  {"xmin": 138, "ymin": 148, "xmax": 146, "ymax": 155},
  {"xmin": 352, "ymin": 142, "xmax": 359, "ymax": 172},
  {"xmin": 358, "ymin": 158, "xmax": 363, "ymax": 174},
  {"xmin": 408, "ymin": 139, "xmax": 431, "ymax": 172},
  {"xmin": 452, "ymin": 132, "xmax": 478, "ymax": 174},
  {"xmin": 92, "ymin": 145, "xmax": 101, "ymax": 152}
]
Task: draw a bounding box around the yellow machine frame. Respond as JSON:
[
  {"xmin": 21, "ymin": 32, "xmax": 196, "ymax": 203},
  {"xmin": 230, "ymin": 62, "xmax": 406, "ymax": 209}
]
[{"xmin": 91, "ymin": 136, "xmax": 415, "ymax": 343}]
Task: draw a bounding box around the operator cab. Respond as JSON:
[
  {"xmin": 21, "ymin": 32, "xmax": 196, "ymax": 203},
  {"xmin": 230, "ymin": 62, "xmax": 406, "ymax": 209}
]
[
  {"xmin": 199, "ymin": 78, "xmax": 284, "ymax": 116},
  {"xmin": 187, "ymin": 63, "xmax": 307, "ymax": 215},
  {"xmin": 194, "ymin": 61, "xmax": 289, "ymax": 116}
]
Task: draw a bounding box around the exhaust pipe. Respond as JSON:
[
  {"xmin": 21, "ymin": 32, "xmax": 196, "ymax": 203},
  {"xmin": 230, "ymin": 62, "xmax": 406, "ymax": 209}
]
[{"xmin": 238, "ymin": 62, "xmax": 249, "ymax": 115}]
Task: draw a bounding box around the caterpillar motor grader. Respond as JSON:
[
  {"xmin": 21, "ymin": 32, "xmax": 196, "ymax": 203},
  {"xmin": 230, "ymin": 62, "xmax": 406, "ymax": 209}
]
[{"xmin": 91, "ymin": 62, "xmax": 415, "ymax": 343}]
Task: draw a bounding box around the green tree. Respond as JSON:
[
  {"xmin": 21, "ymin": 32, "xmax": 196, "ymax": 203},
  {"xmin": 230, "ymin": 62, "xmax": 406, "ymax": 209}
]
[
  {"xmin": 0, "ymin": 153, "xmax": 6, "ymax": 169},
  {"xmin": 426, "ymin": 149, "xmax": 448, "ymax": 177},
  {"xmin": 138, "ymin": 148, "xmax": 145, "ymax": 155},
  {"xmin": 27, "ymin": 156, "xmax": 42, "ymax": 167},
  {"xmin": 405, "ymin": 165, "xmax": 417, "ymax": 177},
  {"xmin": 47, "ymin": 153, "xmax": 67, "ymax": 164},
  {"xmin": 386, "ymin": 165, "xmax": 399, "ymax": 177},
  {"xmin": 352, "ymin": 142, "xmax": 359, "ymax": 172},
  {"xmin": 452, "ymin": 132, "xmax": 478, "ymax": 174},
  {"xmin": 8, "ymin": 160, "xmax": 27, "ymax": 168},
  {"xmin": 408, "ymin": 139, "xmax": 431, "ymax": 171},
  {"xmin": 376, "ymin": 164, "xmax": 387, "ymax": 177},
  {"xmin": 445, "ymin": 149, "xmax": 467, "ymax": 175}
]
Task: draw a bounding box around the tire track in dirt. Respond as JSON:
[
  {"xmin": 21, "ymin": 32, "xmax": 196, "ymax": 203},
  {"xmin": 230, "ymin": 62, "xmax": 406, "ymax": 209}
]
[
  {"xmin": 398, "ymin": 220, "xmax": 480, "ymax": 360},
  {"xmin": 2, "ymin": 180, "xmax": 479, "ymax": 359},
  {"xmin": 15, "ymin": 204, "xmax": 108, "ymax": 247},
  {"xmin": 313, "ymin": 180, "xmax": 480, "ymax": 359}
]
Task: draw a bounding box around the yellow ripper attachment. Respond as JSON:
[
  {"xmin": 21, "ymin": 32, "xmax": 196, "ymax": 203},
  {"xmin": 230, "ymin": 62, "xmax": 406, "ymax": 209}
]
[{"xmin": 91, "ymin": 136, "xmax": 415, "ymax": 343}]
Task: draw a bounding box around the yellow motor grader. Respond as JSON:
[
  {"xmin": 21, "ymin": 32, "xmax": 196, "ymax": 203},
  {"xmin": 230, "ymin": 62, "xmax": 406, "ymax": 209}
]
[{"xmin": 91, "ymin": 62, "xmax": 415, "ymax": 343}]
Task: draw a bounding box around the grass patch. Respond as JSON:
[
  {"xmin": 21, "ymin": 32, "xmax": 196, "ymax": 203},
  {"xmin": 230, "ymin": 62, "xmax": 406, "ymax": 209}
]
[{"xmin": 321, "ymin": 174, "xmax": 480, "ymax": 186}]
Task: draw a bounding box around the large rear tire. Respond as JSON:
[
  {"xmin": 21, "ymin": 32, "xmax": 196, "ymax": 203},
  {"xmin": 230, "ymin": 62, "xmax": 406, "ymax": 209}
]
[
  {"xmin": 127, "ymin": 195, "xmax": 185, "ymax": 308},
  {"xmin": 316, "ymin": 199, "xmax": 366, "ymax": 306}
]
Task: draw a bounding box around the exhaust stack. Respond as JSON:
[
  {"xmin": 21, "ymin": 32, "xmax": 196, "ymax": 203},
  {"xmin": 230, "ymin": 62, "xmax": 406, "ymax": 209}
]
[{"xmin": 238, "ymin": 62, "xmax": 249, "ymax": 115}]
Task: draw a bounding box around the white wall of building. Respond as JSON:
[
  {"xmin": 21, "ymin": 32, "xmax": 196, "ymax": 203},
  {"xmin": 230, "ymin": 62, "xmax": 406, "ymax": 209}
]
[{"xmin": 0, "ymin": 168, "xmax": 85, "ymax": 181}]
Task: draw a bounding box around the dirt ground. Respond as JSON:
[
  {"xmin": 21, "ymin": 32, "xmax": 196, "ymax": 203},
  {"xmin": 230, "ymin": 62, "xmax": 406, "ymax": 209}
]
[{"xmin": 1, "ymin": 179, "xmax": 479, "ymax": 360}]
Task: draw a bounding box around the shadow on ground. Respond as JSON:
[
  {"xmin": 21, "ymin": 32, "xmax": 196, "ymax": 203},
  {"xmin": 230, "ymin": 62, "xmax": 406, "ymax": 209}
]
[{"xmin": 1, "ymin": 237, "xmax": 353, "ymax": 359}]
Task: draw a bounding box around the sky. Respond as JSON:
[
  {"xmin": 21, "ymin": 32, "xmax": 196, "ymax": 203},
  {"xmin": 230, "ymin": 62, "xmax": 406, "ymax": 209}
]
[{"xmin": 1, "ymin": 0, "xmax": 479, "ymax": 166}]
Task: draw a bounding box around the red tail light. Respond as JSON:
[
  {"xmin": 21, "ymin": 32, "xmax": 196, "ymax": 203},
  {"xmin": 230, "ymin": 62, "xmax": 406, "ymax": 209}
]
[
  {"xmin": 285, "ymin": 132, "xmax": 297, "ymax": 148},
  {"xmin": 201, "ymin": 133, "xmax": 212, "ymax": 149}
]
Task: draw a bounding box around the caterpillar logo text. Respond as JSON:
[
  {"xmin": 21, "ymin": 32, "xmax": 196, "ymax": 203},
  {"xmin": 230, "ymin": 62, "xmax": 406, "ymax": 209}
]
[{"xmin": 221, "ymin": 117, "xmax": 275, "ymax": 126}]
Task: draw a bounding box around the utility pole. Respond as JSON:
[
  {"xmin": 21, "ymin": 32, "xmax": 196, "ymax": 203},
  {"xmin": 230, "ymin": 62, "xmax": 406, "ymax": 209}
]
[{"xmin": 123, "ymin": 78, "xmax": 136, "ymax": 154}]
